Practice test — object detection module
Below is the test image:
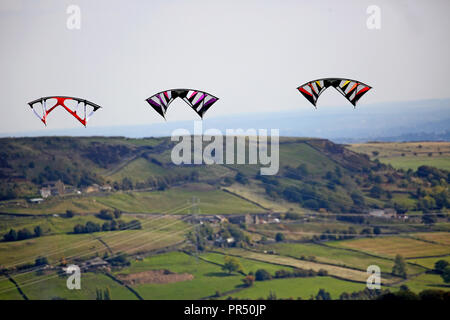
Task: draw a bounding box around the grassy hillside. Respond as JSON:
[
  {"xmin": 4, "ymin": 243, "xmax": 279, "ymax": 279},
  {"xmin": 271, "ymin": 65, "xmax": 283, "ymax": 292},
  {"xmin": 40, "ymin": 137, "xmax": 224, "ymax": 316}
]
[{"xmin": 2, "ymin": 136, "xmax": 448, "ymax": 216}]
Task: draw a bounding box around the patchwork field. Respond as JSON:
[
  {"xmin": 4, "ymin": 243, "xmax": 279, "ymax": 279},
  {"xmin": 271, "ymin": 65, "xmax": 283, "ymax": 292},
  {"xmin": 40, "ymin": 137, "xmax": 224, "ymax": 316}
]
[
  {"xmin": 411, "ymin": 232, "xmax": 450, "ymax": 246},
  {"xmin": 248, "ymin": 221, "xmax": 368, "ymax": 241},
  {"xmin": 0, "ymin": 233, "xmax": 107, "ymax": 268},
  {"xmin": 0, "ymin": 186, "xmax": 264, "ymax": 215},
  {"xmin": 329, "ymin": 235, "xmax": 450, "ymax": 259},
  {"xmin": 258, "ymin": 242, "xmax": 424, "ymax": 275},
  {"xmin": 115, "ymin": 251, "xmax": 245, "ymax": 299},
  {"xmin": 0, "ymin": 215, "xmax": 189, "ymax": 268},
  {"xmin": 217, "ymin": 248, "xmax": 382, "ymax": 283}
]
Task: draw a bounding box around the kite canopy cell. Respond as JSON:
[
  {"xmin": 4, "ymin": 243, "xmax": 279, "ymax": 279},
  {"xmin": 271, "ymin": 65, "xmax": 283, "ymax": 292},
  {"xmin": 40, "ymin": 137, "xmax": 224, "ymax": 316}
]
[
  {"xmin": 28, "ymin": 96, "xmax": 102, "ymax": 127},
  {"xmin": 145, "ymin": 89, "xmax": 219, "ymax": 119},
  {"xmin": 297, "ymin": 78, "xmax": 372, "ymax": 108}
]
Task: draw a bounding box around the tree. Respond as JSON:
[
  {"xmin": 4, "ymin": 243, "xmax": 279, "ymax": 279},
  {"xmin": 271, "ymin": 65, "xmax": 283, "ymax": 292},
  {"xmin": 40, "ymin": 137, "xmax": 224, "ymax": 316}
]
[
  {"xmin": 35, "ymin": 256, "xmax": 49, "ymax": 266},
  {"xmin": 222, "ymin": 256, "xmax": 243, "ymax": 274},
  {"xmin": 85, "ymin": 221, "xmax": 101, "ymax": 233},
  {"xmin": 17, "ymin": 228, "xmax": 33, "ymax": 240},
  {"xmin": 121, "ymin": 177, "xmax": 133, "ymax": 190},
  {"xmin": 103, "ymin": 287, "xmax": 111, "ymax": 300},
  {"xmin": 351, "ymin": 192, "xmax": 365, "ymax": 206},
  {"xmin": 235, "ymin": 172, "xmax": 249, "ymax": 185},
  {"xmin": 392, "ymin": 254, "xmax": 407, "ymax": 278},
  {"xmin": 422, "ymin": 213, "xmax": 437, "ymax": 225},
  {"xmin": 34, "ymin": 226, "xmax": 43, "ymax": 237},
  {"xmin": 441, "ymin": 266, "xmax": 450, "ymax": 284},
  {"xmin": 102, "ymin": 222, "xmax": 111, "ymax": 232},
  {"xmin": 3, "ymin": 229, "xmax": 17, "ymax": 242},
  {"xmin": 275, "ymin": 232, "xmax": 285, "ymax": 242},
  {"xmin": 370, "ymin": 185, "xmax": 383, "ymax": 198},
  {"xmin": 96, "ymin": 289, "xmax": 103, "ymax": 300},
  {"xmin": 73, "ymin": 224, "xmax": 84, "ymax": 234},
  {"xmin": 255, "ymin": 269, "xmax": 271, "ymax": 281},
  {"xmin": 434, "ymin": 260, "xmax": 449, "ymax": 274},
  {"xmin": 98, "ymin": 209, "xmax": 114, "ymax": 220},
  {"xmin": 65, "ymin": 210, "xmax": 75, "ymax": 218},
  {"xmin": 373, "ymin": 226, "xmax": 381, "ymax": 235},
  {"xmin": 113, "ymin": 209, "xmax": 122, "ymax": 219},
  {"xmin": 303, "ymin": 199, "xmax": 319, "ymax": 210},
  {"xmin": 242, "ymin": 275, "xmax": 255, "ymax": 287},
  {"xmin": 315, "ymin": 289, "xmax": 331, "ymax": 300}
]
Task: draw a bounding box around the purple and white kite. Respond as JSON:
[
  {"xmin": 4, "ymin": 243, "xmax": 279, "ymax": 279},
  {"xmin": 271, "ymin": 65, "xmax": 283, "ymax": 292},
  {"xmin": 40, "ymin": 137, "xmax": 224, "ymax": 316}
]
[{"xmin": 145, "ymin": 89, "xmax": 219, "ymax": 119}]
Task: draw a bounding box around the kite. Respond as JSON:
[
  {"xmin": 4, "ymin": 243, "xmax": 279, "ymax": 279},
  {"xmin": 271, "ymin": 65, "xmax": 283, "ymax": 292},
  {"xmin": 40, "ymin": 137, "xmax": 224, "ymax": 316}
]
[
  {"xmin": 145, "ymin": 89, "xmax": 219, "ymax": 119},
  {"xmin": 27, "ymin": 96, "xmax": 102, "ymax": 127},
  {"xmin": 297, "ymin": 78, "xmax": 372, "ymax": 108}
]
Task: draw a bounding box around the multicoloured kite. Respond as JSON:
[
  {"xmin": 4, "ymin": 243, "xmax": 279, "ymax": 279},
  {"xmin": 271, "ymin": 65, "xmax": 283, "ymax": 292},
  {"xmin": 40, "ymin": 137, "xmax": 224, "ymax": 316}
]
[
  {"xmin": 145, "ymin": 89, "xmax": 219, "ymax": 119},
  {"xmin": 28, "ymin": 96, "xmax": 102, "ymax": 127},
  {"xmin": 297, "ymin": 78, "xmax": 372, "ymax": 108}
]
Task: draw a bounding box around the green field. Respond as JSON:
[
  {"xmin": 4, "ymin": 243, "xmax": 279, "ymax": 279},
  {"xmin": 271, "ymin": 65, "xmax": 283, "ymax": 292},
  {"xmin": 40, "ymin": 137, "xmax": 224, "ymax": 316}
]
[
  {"xmin": 216, "ymin": 248, "xmax": 377, "ymax": 283},
  {"xmin": 116, "ymin": 251, "xmax": 245, "ymax": 299},
  {"xmin": 199, "ymin": 252, "xmax": 294, "ymax": 275},
  {"xmin": 0, "ymin": 272, "xmax": 137, "ymax": 300},
  {"xmin": 382, "ymin": 157, "xmax": 450, "ymax": 171},
  {"xmin": 0, "ymin": 233, "xmax": 107, "ymax": 268},
  {"xmin": 99, "ymin": 216, "xmax": 189, "ymax": 255},
  {"xmin": 0, "ymin": 213, "xmax": 134, "ymax": 235},
  {"xmin": 259, "ymin": 242, "xmax": 423, "ymax": 275},
  {"xmin": 0, "ymin": 276, "xmax": 24, "ymax": 300},
  {"xmin": 407, "ymin": 256, "xmax": 450, "ymax": 269},
  {"xmin": 0, "ymin": 186, "xmax": 264, "ymax": 215},
  {"xmin": 248, "ymin": 221, "xmax": 368, "ymax": 241},
  {"xmin": 108, "ymin": 157, "xmax": 233, "ymax": 183},
  {"xmin": 348, "ymin": 142, "xmax": 450, "ymax": 171},
  {"xmin": 0, "ymin": 215, "xmax": 188, "ymax": 268},
  {"xmin": 227, "ymin": 276, "xmax": 365, "ymax": 300},
  {"xmin": 396, "ymin": 273, "xmax": 450, "ymax": 293},
  {"xmin": 278, "ymin": 142, "xmax": 339, "ymax": 175}
]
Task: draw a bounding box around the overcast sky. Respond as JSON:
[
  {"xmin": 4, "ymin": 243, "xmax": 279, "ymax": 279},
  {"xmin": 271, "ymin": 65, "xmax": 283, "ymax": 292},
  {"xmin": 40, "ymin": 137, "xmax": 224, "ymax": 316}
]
[{"xmin": 1, "ymin": 0, "xmax": 449, "ymax": 134}]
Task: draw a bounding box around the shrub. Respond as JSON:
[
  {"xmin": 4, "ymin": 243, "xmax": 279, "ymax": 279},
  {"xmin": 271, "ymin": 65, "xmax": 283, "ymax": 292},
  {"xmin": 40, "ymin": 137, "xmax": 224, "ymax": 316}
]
[{"xmin": 255, "ymin": 269, "xmax": 272, "ymax": 281}]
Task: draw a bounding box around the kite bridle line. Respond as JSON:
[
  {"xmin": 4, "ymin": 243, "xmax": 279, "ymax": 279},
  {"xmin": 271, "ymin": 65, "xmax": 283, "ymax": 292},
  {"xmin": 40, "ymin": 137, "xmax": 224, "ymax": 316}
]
[{"xmin": 28, "ymin": 96, "xmax": 102, "ymax": 127}]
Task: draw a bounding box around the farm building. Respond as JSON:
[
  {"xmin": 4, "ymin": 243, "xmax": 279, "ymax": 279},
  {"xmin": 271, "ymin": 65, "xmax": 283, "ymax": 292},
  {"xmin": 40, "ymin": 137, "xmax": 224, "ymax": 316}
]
[
  {"xmin": 369, "ymin": 208, "xmax": 397, "ymax": 218},
  {"xmin": 79, "ymin": 257, "xmax": 109, "ymax": 271}
]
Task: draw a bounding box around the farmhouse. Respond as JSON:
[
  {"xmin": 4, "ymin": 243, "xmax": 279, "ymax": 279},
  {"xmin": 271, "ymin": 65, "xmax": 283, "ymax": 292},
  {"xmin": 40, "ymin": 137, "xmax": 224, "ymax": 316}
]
[
  {"xmin": 228, "ymin": 213, "xmax": 280, "ymax": 225},
  {"xmin": 28, "ymin": 198, "xmax": 44, "ymax": 204},
  {"xmin": 40, "ymin": 180, "xmax": 65, "ymax": 196},
  {"xmin": 83, "ymin": 184, "xmax": 100, "ymax": 193},
  {"xmin": 79, "ymin": 257, "xmax": 109, "ymax": 271},
  {"xmin": 369, "ymin": 208, "xmax": 397, "ymax": 218},
  {"xmin": 40, "ymin": 187, "xmax": 51, "ymax": 198}
]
